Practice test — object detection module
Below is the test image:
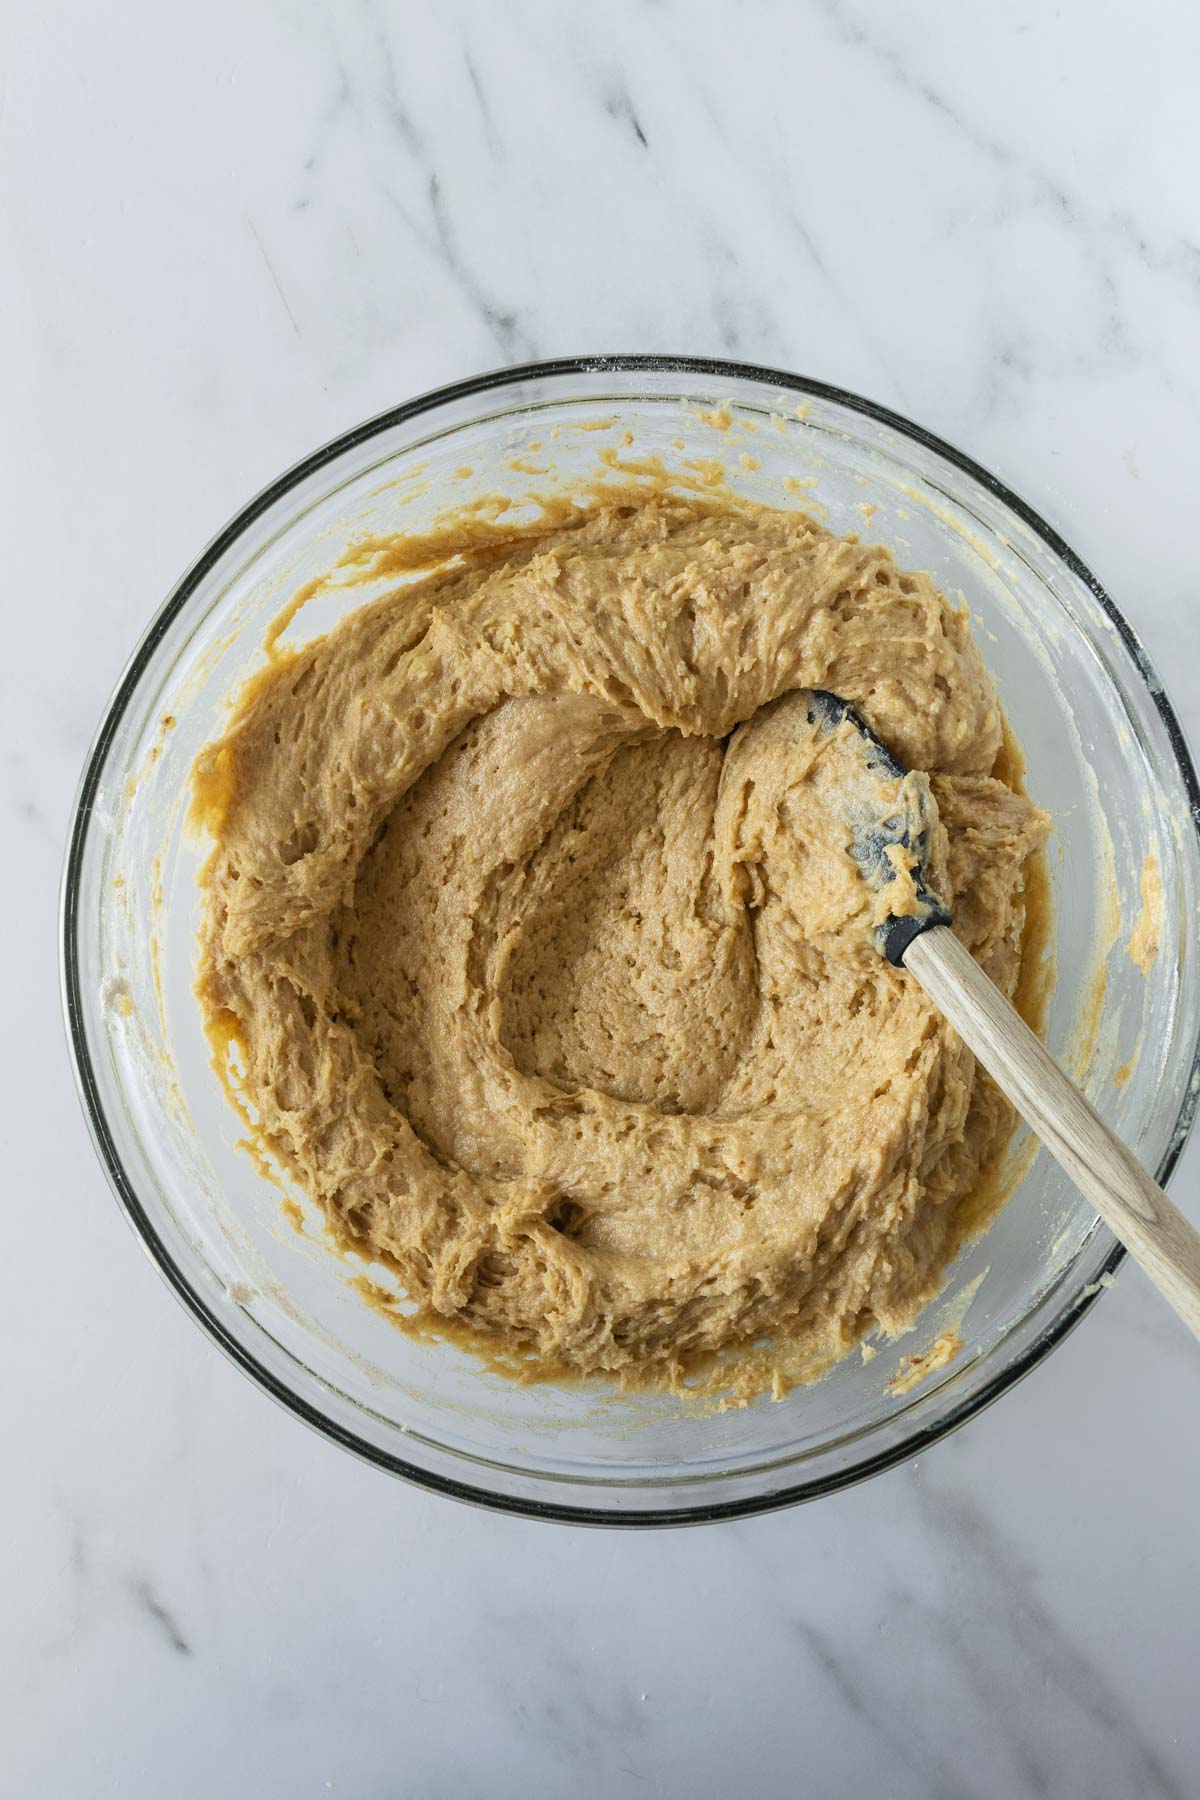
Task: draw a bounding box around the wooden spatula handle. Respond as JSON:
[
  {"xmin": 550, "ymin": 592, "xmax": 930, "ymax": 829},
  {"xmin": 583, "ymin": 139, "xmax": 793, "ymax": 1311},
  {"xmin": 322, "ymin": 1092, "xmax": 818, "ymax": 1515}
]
[{"xmin": 904, "ymin": 924, "xmax": 1200, "ymax": 1340}]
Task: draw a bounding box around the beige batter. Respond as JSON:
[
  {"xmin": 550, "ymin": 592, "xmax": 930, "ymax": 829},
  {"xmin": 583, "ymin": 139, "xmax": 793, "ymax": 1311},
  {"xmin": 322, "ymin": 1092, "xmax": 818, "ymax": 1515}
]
[
  {"xmin": 194, "ymin": 492, "xmax": 1049, "ymax": 1393},
  {"xmin": 1129, "ymin": 852, "xmax": 1163, "ymax": 974}
]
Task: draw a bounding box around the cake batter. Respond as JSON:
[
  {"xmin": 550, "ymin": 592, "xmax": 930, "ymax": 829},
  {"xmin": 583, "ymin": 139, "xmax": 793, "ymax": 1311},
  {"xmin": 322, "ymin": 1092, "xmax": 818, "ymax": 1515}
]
[{"xmin": 193, "ymin": 493, "xmax": 1048, "ymax": 1391}]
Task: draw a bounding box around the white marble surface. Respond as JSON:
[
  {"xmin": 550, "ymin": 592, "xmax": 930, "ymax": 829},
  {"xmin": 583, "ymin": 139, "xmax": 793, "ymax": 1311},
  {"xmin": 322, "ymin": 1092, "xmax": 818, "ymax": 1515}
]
[{"xmin": 6, "ymin": 1, "xmax": 1200, "ymax": 1793}]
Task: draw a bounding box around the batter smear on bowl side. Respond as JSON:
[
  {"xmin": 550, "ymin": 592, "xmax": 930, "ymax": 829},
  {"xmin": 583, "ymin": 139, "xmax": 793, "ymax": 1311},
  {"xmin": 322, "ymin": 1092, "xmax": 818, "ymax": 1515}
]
[{"xmin": 192, "ymin": 491, "xmax": 1049, "ymax": 1396}]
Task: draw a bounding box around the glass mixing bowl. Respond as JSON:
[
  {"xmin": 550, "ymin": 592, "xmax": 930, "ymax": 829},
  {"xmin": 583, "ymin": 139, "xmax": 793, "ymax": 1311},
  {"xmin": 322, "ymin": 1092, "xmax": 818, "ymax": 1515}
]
[{"xmin": 62, "ymin": 356, "xmax": 1200, "ymax": 1525}]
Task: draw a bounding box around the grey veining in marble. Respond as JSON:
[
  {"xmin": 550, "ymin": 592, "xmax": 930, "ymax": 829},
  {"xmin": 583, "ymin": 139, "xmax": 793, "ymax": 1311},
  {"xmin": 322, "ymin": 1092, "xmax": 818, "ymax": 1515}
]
[{"xmin": 5, "ymin": 1, "xmax": 1200, "ymax": 1795}]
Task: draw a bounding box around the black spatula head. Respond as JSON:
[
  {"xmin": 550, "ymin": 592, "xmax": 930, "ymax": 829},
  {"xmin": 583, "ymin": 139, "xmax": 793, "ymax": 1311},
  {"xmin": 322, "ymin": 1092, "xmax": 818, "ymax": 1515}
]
[{"xmin": 804, "ymin": 689, "xmax": 951, "ymax": 966}]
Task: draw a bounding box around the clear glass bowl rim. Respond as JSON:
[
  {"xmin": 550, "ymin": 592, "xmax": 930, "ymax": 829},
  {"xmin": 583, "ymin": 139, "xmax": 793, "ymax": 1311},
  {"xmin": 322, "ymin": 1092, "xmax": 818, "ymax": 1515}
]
[{"xmin": 60, "ymin": 353, "xmax": 1200, "ymax": 1527}]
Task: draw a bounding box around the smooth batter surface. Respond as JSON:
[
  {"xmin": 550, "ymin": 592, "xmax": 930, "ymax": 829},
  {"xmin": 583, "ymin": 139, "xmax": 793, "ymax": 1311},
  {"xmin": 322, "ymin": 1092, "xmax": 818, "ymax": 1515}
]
[{"xmin": 194, "ymin": 493, "xmax": 1049, "ymax": 1392}]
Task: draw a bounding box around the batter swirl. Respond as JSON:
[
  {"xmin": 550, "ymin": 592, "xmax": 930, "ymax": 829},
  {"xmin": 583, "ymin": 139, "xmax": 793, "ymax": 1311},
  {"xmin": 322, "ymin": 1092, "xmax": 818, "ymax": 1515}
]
[{"xmin": 195, "ymin": 494, "xmax": 1048, "ymax": 1390}]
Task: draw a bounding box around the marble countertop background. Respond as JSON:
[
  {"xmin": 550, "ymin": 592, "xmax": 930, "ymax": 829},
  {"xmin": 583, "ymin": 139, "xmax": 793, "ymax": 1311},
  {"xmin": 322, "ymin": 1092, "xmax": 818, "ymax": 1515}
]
[{"xmin": 6, "ymin": 2, "xmax": 1200, "ymax": 1794}]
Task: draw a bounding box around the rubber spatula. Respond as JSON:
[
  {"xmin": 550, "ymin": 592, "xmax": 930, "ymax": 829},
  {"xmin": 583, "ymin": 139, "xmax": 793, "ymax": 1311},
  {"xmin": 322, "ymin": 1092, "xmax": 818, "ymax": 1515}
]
[{"xmin": 802, "ymin": 689, "xmax": 1200, "ymax": 1340}]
